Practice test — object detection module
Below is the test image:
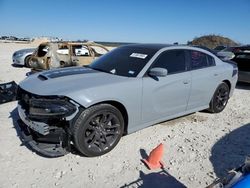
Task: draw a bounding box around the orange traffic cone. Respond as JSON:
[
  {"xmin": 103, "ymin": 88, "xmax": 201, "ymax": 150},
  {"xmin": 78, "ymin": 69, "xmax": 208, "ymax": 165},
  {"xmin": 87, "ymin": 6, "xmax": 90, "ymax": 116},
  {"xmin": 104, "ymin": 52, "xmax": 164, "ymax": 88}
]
[{"xmin": 142, "ymin": 143, "xmax": 164, "ymax": 170}]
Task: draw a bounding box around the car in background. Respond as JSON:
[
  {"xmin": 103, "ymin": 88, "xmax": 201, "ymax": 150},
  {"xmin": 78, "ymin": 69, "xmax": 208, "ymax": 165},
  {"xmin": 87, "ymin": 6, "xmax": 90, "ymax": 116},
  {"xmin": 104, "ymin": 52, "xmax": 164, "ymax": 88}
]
[
  {"xmin": 213, "ymin": 45, "xmax": 227, "ymax": 53},
  {"xmin": 17, "ymin": 44, "xmax": 238, "ymax": 157},
  {"xmin": 232, "ymin": 45, "xmax": 250, "ymax": 83},
  {"xmin": 12, "ymin": 48, "xmax": 36, "ymax": 67},
  {"xmin": 29, "ymin": 41, "xmax": 109, "ymax": 71},
  {"xmin": 216, "ymin": 45, "xmax": 250, "ymax": 83},
  {"xmin": 216, "ymin": 46, "xmax": 243, "ymax": 60}
]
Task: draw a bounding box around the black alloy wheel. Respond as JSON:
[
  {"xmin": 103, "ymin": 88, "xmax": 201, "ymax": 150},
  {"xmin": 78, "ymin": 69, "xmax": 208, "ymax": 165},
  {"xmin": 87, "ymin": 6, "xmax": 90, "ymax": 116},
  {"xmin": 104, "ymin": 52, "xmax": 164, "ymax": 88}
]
[
  {"xmin": 72, "ymin": 104, "xmax": 124, "ymax": 157},
  {"xmin": 208, "ymin": 82, "xmax": 230, "ymax": 113}
]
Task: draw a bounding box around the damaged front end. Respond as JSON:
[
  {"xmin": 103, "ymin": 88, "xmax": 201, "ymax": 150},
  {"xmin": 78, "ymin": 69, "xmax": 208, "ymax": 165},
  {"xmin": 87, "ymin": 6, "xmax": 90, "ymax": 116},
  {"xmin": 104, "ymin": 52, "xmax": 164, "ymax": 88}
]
[{"xmin": 17, "ymin": 87, "xmax": 79, "ymax": 157}]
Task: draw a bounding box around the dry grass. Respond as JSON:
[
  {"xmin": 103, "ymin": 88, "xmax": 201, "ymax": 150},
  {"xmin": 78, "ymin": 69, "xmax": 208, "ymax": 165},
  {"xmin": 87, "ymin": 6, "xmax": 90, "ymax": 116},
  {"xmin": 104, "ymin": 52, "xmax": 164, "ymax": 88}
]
[{"xmin": 189, "ymin": 34, "xmax": 238, "ymax": 49}]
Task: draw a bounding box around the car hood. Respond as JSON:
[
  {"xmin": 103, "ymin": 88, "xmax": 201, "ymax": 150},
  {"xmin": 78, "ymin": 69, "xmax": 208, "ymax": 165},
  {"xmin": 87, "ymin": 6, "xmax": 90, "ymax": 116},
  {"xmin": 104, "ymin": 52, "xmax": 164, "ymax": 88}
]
[{"xmin": 19, "ymin": 67, "xmax": 130, "ymax": 96}]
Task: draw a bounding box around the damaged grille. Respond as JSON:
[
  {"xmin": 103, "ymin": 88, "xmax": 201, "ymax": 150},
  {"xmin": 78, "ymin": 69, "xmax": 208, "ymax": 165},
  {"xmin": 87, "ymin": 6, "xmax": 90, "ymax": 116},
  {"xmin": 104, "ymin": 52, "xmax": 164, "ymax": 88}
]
[
  {"xmin": 17, "ymin": 87, "xmax": 63, "ymax": 110},
  {"xmin": 17, "ymin": 87, "xmax": 58, "ymax": 120},
  {"xmin": 17, "ymin": 87, "xmax": 76, "ymax": 124},
  {"xmin": 17, "ymin": 86, "xmax": 32, "ymax": 112}
]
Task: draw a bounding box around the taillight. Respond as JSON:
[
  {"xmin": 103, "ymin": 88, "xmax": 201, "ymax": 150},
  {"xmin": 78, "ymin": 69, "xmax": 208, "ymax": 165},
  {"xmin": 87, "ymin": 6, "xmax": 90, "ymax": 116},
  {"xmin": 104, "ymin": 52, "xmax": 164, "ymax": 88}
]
[{"xmin": 232, "ymin": 69, "xmax": 238, "ymax": 77}]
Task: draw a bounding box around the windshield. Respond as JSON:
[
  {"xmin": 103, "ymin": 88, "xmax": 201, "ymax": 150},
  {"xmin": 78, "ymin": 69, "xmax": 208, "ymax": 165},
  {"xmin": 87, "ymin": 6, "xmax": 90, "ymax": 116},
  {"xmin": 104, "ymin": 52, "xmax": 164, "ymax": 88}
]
[{"xmin": 88, "ymin": 46, "xmax": 157, "ymax": 77}]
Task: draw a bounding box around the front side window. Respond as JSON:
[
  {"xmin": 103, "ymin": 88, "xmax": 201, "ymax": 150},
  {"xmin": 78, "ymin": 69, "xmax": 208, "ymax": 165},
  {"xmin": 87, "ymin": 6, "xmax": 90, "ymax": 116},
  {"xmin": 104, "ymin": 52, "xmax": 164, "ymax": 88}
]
[
  {"xmin": 152, "ymin": 50, "xmax": 186, "ymax": 74},
  {"xmin": 189, "ymin": 50, "xmax": 215, "ymax": 70}
]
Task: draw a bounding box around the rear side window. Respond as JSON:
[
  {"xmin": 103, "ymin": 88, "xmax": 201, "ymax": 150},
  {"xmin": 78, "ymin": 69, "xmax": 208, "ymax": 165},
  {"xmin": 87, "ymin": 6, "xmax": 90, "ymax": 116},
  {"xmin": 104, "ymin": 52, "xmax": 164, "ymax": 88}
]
[
  {"xmin": 152, "ymin": 50, "xmax": 186, "ymax": 74},
  {"xmin": 207, "ymin": 55, "xmax": 215, "ymax": 66},
  {"xmin": 189, "ymin": 50, "xmax": 215, "ymax": 70}
]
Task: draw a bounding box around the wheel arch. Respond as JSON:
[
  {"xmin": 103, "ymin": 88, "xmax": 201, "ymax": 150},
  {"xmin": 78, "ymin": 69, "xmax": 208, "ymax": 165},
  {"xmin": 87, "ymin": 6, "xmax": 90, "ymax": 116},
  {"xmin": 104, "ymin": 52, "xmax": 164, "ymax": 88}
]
[
  {"xmin": 24, "ymin": 55, "xmax": 32, "ymax": 67},
  {"xmin": 210, "ymin": 80, "xmax": 231, "ymax": 101},
  {"xmin": 222, "ymin": 79, "xmax": 231, "ymax": 92},
  {"xmin": 89, "ymin": 100, "xmax": 129, "ymax": 135}
]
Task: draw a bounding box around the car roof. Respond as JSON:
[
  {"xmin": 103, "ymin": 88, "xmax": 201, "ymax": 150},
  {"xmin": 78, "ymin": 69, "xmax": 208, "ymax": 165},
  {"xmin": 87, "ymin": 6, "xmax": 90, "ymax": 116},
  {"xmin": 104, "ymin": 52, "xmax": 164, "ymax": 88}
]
[
  {"xmin": 121, "ymin": 43, "xmax": 174, "ymax": 50},
  {"xmin": 121, "ymin": 43, "xmax": 217, "ymax": 55}
]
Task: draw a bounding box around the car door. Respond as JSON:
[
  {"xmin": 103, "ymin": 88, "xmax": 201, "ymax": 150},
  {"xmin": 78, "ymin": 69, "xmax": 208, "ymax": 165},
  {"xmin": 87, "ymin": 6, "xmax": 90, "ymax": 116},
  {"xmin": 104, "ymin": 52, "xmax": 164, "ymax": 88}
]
[
  {"xmin": 186, "ymin": 50, "xmax": 219, "ymax": 110},
  {"xmin": 142, "ymin": 49, "xmax": 192, "ymax": 123}
]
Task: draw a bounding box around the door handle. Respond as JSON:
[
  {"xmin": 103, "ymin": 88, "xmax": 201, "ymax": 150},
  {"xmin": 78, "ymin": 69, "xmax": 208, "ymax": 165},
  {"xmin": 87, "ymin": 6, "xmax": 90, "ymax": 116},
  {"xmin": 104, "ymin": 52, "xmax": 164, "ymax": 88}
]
[
  {"xmin": 183, "ymin": 80, "xmax": 189, "ymax": 84},
  {"xmin": 214, "ymin": 73, "xmax": 219, "ymax": 76}
]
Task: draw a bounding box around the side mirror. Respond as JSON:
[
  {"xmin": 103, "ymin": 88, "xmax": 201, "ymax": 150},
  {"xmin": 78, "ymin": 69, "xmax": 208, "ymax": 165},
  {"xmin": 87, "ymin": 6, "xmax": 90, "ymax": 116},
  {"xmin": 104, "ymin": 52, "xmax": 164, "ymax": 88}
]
[{"xmin": 148, "ymin": 67, "xmax": 168, "ymax": 77}]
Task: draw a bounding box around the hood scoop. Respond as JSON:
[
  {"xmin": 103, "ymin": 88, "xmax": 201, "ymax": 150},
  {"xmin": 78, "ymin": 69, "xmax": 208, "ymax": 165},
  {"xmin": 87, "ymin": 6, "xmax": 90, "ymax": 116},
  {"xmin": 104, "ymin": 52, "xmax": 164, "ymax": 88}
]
[
  {"xmin": 38, "ymin": 74, "xmax": 48, "ymax": 80},
  {"xmin": 37, "ymin": 67, "xmax": 96, "ymax": 80}
]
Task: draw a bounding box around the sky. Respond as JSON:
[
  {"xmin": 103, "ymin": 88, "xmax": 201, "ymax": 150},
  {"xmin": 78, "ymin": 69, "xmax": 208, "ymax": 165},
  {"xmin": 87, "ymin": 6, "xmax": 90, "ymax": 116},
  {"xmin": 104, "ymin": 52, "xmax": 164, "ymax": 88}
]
[{"xmin": 0, "ymin": 0, "xmax": 250, "ymax": 44}]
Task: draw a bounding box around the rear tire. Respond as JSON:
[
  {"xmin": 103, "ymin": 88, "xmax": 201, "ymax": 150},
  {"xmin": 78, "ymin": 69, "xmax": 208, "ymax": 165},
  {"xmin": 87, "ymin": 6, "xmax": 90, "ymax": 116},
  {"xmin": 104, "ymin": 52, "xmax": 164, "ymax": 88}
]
[
  {"xmin": 72, "ymin": 104, "xmax": 124, "ymax": 157},
  {"xmin": 208, "ymin": 82, "xmax": 230, "ymax": 113}
]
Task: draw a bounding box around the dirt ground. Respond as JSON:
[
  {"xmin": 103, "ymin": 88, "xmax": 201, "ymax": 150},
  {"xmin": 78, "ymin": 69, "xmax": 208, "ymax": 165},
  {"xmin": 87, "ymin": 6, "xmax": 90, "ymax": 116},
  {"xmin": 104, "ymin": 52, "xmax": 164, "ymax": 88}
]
[{"xmin": 0, "ymin": 42, "xmax": 250, "ymax": 188}]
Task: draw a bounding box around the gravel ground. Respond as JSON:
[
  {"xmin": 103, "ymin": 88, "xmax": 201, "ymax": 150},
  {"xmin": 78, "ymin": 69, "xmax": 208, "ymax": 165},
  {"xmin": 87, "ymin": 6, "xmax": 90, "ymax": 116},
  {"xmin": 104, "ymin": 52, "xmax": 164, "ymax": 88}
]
[{"xmin": 0, "ymin": 43, "xmax": 250, "ymax": 188}]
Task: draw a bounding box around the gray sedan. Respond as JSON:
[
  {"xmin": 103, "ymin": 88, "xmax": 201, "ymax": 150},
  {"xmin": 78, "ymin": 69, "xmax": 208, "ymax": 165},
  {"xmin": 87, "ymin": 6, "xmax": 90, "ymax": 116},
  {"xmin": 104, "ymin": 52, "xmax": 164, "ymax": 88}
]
[
  {"xmin": 12, "ymin": 48, "xmax": 35, "ymax": 67},
  {"xmin": 17, "ymin": 44, "xmax": 238, "ymax": 157}
]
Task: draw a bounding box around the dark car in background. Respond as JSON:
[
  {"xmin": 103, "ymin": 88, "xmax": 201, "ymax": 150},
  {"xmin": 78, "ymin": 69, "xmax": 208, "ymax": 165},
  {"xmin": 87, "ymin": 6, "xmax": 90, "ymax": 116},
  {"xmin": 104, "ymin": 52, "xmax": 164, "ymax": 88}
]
[{"xmin": 232, "ymin": 45, "xmax": 250, "ymax": 83}]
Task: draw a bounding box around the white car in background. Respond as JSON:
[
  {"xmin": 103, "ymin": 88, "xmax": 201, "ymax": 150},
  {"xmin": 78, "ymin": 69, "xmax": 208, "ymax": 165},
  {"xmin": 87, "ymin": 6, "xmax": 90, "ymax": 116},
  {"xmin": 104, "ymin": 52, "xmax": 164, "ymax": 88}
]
[{"xmin": 12, "ymin": 48, "xmax": 36, "ymax": 67}]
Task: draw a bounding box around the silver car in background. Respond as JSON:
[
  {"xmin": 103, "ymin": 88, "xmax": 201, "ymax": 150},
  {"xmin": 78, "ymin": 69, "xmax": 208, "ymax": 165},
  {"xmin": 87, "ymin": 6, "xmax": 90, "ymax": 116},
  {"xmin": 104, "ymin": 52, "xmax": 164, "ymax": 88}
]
[
  {"xmin": 12, "ymin": 48, "xmax": 36, "ymax": 67},
  {"xmin": 16, "ymin": 44, "xmax": 238, "ymax": 157}
]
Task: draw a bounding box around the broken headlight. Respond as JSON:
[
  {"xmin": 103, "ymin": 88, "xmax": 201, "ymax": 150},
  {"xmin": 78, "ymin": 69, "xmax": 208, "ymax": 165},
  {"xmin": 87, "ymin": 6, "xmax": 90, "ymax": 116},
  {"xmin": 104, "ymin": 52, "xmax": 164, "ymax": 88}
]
[{"xmin": 29, "ymin": 98, "xmax": 76, "ymax": 119}]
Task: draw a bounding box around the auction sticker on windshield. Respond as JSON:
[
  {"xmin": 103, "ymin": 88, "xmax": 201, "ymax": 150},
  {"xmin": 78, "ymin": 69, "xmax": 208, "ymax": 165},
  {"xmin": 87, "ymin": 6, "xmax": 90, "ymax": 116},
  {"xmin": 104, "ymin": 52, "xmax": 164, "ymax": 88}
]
[{"xmin": 130, "ymin": 53, "xmax": 148, "ymax": 59}]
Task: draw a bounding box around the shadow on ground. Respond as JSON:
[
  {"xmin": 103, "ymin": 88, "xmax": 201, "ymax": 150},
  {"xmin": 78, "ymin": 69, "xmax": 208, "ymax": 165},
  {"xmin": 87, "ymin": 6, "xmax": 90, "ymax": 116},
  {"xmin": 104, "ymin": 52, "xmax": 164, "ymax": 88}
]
[
  {"xmin": 11, "ymin": 64, "xmax": 24, "ymax": 68},
  {"xmin": 10, "ymin": 107, "xmax": 21, "ymax": 137},
  {"xmin": 210, "ymin": 123, "xmax": 250, "ymax": 177},
  {"xmin": 120, "ymin": 148, "xmax": 186, "ymax": 188},
  {"xmin": 120, "ymin": 169, "xmax": 186, "ymax": 188},
  {"xmin": 236, "ymin": 82, "xmax": 250, "ymax": 90}
]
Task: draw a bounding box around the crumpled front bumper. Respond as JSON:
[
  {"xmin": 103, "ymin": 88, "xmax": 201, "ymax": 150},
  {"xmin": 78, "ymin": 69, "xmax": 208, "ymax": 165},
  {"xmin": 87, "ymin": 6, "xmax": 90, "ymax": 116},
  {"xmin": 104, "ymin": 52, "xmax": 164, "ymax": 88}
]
[
  {"xmin": 17, "ymin": 105, "xmax": 71, "ymax": 157},
  {"xmin": 17, "ymin": 120, "xmax": 69, "ymax": 157}
]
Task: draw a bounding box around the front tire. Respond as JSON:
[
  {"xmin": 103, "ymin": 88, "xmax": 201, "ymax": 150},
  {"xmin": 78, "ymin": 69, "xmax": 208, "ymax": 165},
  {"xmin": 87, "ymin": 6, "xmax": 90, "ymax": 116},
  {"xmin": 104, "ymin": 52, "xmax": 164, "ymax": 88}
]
[
  {"xmin": 208, "ymin": 82, "xmax": 230, "ymax": 113},
  {"xmin": 24, "ymin": 55, "xmax": 31, "ymax": 67},
  {"xmin": 72, "ymin": 104, "xmax": 124, "ymax": 157}
]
